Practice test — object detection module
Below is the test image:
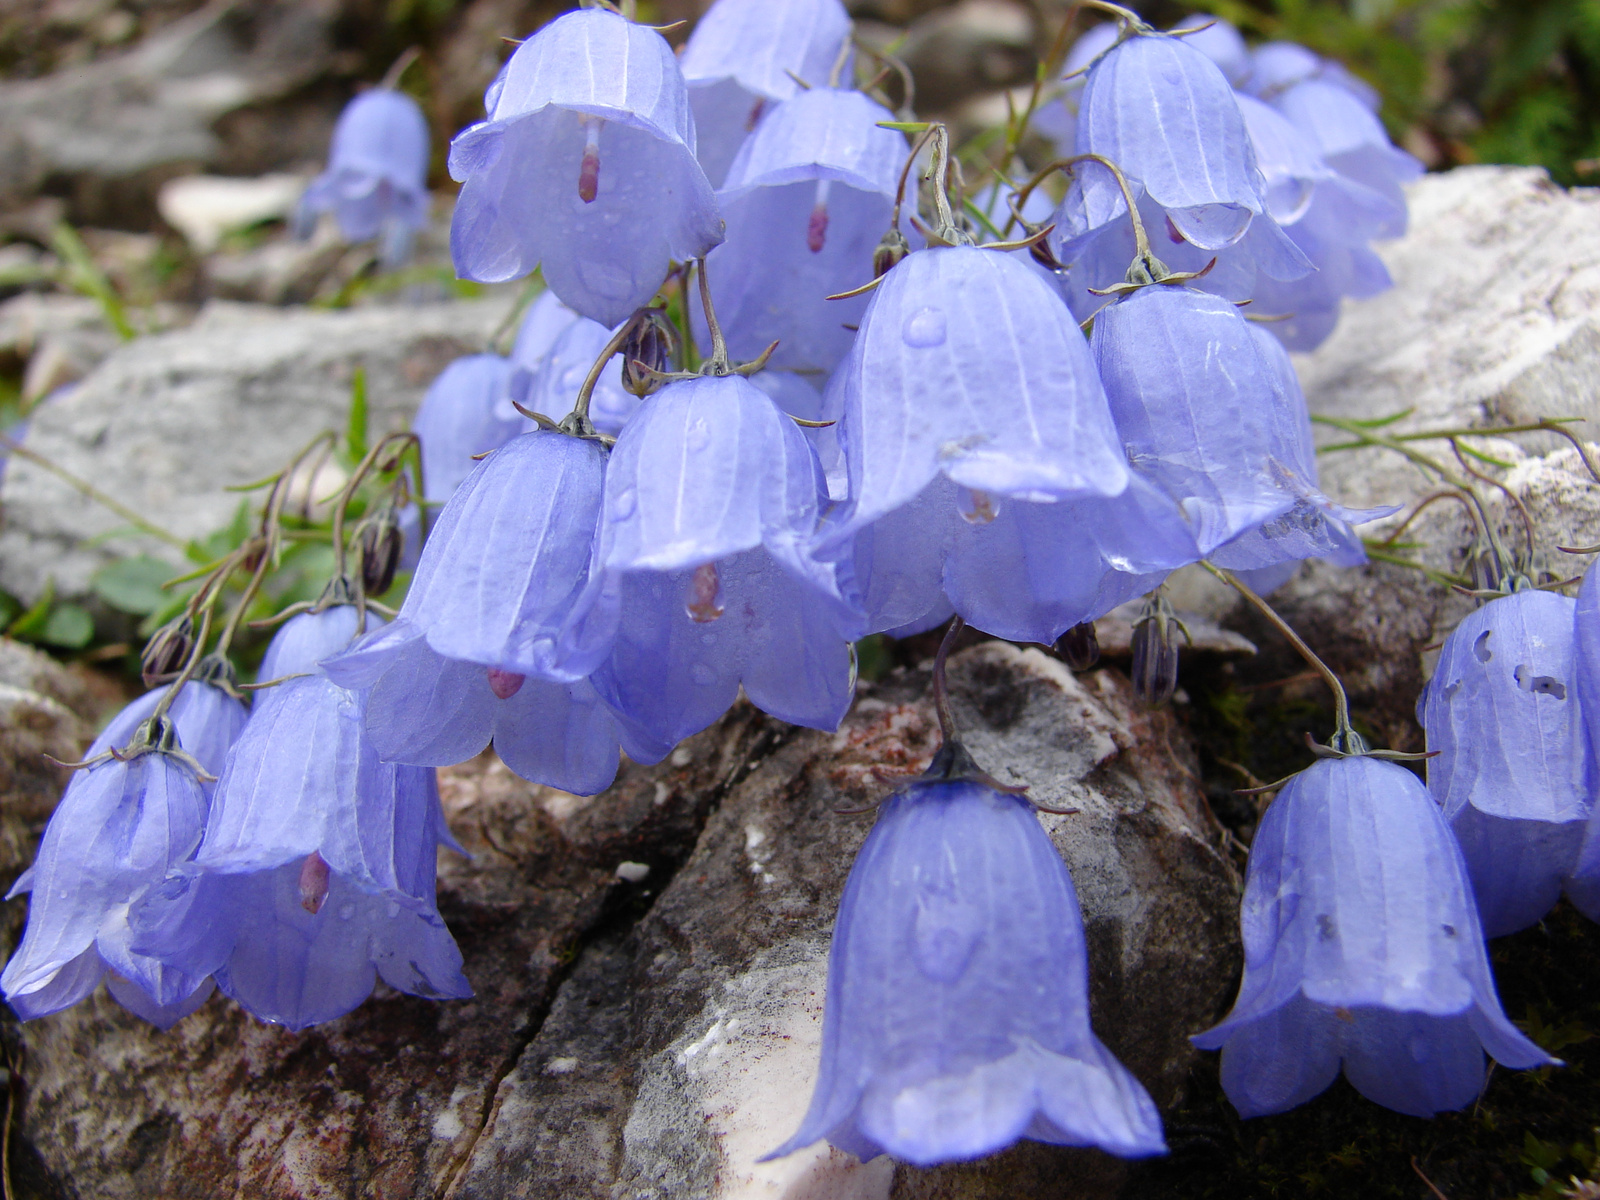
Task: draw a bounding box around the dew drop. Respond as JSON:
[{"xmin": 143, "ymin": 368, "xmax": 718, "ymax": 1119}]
[
  {"xmin": 611, "ymin": 487, "xmax": 637, "ymax": 519},
  {"xmin": 561, "ymin": 365, "xmax": 586, "ymax": 391},
  {"xmin": 686, "ymin": 418, "xmax": 712, "ymax": 452},
  {"xmin": 902, "ymin": 306, "xmax": 947, "ymax": 348},
  {"xmin": 338, "ymin": 902, "xmax": 356, "ymax": 921},
  {"xmin": 689, "ymin": 662, "xmax": 717, "ymax": 685},
  {"xmin": 1407, "ymin": 1033, "xmax": 1431, "ymax": 1063}
]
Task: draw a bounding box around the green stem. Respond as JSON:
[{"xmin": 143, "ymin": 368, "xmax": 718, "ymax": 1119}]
[{"xmin": 0, "ymin": 433, "xmax": 186, "ymax": 549}]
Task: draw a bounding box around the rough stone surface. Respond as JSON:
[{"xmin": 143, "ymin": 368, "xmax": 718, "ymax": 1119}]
[
  {"xmin": 11, "ymin": 703, "xmax": 773, "ymax": 1199},
  {"xmin": 6, "ymin": 644, "xmax": 1238, "ymax": 1199},
  {"xmin": 0, "ymin": 0, "xmax": 338, "ymax": 227},
  {"xmin": 449, "ymin": 643, "xmax": 1240, "ymax": 1200},
  {"xmin": 0, "ymin": 295, "xmax": 512, "ymax": 604}
]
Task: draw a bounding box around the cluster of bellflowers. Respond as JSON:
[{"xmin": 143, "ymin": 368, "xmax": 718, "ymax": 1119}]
[{"xmin": 1, "ymin": 0, "xmax": 1586, "ymax": 1171}]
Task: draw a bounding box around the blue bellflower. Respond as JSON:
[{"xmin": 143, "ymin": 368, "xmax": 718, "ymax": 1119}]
[
  {"xmin": 699, "ymin": 87, "xmax": 907, "ymax": 372},
  {"xmin": 3, "ymin": 680, "xmax": 245, "ymax": 1026},
  {"xmin": 588, "ymin": 373, "xmax": 852, "ymax": 762},
  {"xmin": 523, "ymin": 315, "xmax": 641, "ymax": 437},
  {"xmin": 297, "ymin": 88, "xmax": 431, "ymax": 269},
  {"xmin": 325, "ymin": 431, "xmax": 623, "ymax": 795},
  {"xmin": 1193, "ymin": 756, "xmax": 1553, "ymax": 1118},
  {"xmin": 768, "ymin": 778, "xmax": 1166, "ymax": 1166},
  {"xmin": 507, "ymin": 290, "xmax": 582, "ymax": 414},
  {"xmin": 131, "ymin": 606, "xmax": 471, "ymax": 1030},
  {"xmin": 678, "ymin": 0, "xmax": 853, "ymax": 186},
  {"xmin": 1421, "ymin": 589, "xmax": 1591, "ymax": 937},
  {"xmin": 1054, "ymin": 31, "xmax": 1309, "ymax": 283},
  {"xmin": 813, "ymin": 245, "xmax": 1196, "ymax": 643},
  {"xmin": 1170, "ymin": 15, "xmax": 1251, "ymax": 88},
  {"xmin": 449, "ymin": 7, "xmax": 724, "ymax": 326},
  {"xmin": 413, "ymin": 354, "xmax": 523, "ymax": 505},
  {"xmin": 1563, "ymin": 563, "xmax": 1600, "ymax": 920}
]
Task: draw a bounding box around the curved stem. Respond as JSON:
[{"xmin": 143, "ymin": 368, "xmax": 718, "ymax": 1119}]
[
  {"xmin": 890, "ymin": 126, "xmax": 937, "ymax": 235},
  {"xmin": 1203, "ymin": 562, "xmax": 1354, "ymax": 745},
  {"xmin": 1013, "ymin": 153, "xmax": 1149, "ymax": 262},
  {"xmin": 932, "ymin": 615, "xmax": 965, "ymax": 746},
  {"xmin": 695, "ymin": 259, "xmax": 730, "ymax": 375},
  {"xmin": 1376, "ymin": 489, "xmax": 1480, "ymax": 549},
  {"xmin": 148, "ymin": 603, "xmax": 213, "ymax": 725},
  {"xmin": 827, "ymin": 31, "xmax": 852, "ymax": 88},
  {"xmin": 1449, "ymin": 438, "xmax": 1535, "ymax": 571},
  {"xmin": 331, "ymin": 432, "xmax": 418, "ymax": 583},
  {"xmin": 0, "ymin": 433, "xmax": 186, "ymax": 549},
  {"xmin": 379, "ymin": 46, "xmax": 420, "ymax": 91}
]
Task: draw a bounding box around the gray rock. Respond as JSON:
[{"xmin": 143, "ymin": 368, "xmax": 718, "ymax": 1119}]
[
  {"xmin": 450, "ymin": 643, "xmax": 1240, "ymax": 1200},
  {"xmin": 0, "ymin": 0, "xmax": 339, "ymax": 227},
  {"xmin": 0, "ymin": 296, "xmax": 513, "ymax": 604}
]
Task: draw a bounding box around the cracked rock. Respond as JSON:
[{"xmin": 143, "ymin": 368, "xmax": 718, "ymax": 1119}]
[{"xmin": 448, "ymin": 642, "xmax": 1240, "ymax": 1200}]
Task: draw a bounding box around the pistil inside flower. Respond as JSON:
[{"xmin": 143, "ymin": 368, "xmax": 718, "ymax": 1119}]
[
  {"xmin": 299, "ymin": 850, "xmax": 331, "ymax": 915},
  {"xmin": 578, "ymin": 117, "xmax": 602, "ymax": 204},
  {"xmin": 807, "ymin": 179, "xmax": 832, "ymax": 254},
  {"xmin": 487, "ymin": 667, "xmax": 526, "ymax": 699},
  {"xmin": 686, "ymin": 562, "xmax": 726, "ymax": 623},
  {"xmin": 745, "ymin": 96, "xmax": 766, "ymax": 132}
]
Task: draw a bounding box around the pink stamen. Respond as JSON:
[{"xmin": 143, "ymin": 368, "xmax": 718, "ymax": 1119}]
[
  {"xmin": 686, "ymin": 562, "xmax": 725, "ymax": 623},
  {"xmin": 807, "ymin": 203, "xmax": 829, "ymax": 253},
  {"xmin": 299, "ymin": 851, "xmax": 330, "ymax": 915}
]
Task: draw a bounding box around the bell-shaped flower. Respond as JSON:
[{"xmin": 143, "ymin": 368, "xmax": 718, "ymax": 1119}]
[
  {"xmin": 1419, "ymin": 589, "xmax": 1590, "ymax": 938},
  {"xmin": 2, "ymin": 679, "xmax": 245, "ymax": 1026},
  {"xmin": 523, "ymin": 314, "xmax": 640, "ymax": 436},
  {"xmin": 1193, "ymin": 755, "xmax": 1554, "ymax": 1118},
  {"xmin": 448, "ymin": 8, "xmax": 724, "ymax": 326},
  {"xmin": 1562, "ymin": 564, "xmax": 1600, "ymax": 921},
  {"xmin": 413, "ymin": 354, "xmax": 523, "ymax": 504},
  {"xmin": 1247, "ymin": 41, "xmax": 1382, "ymax": 112},
  {"xmin": 297, "ymin": 88, "xmax": 430, "ymax": 268},
  {"xmin": 1056, "ymin": 31, "xmax": 1307, "ymax": 281},
  {"xmin": 507, "ymin": 290, "xmax": 582, "ymax": 411},
  {"xmin": 812, "ymin": 245, "xmax": 1176, "ymax": 642},
  {"xmin": 1170, "ymin": 15, "xmax": 1250, "ymax": 87},
  {"xmin": 698, "ymin": 87, "xmax": 906, "ymax": 372},
  {"xmin": 679, "ymin": 0, "xmax": 853, "ymax": 186},
  {"xmin": 323, "ymin": 431, "xmax": 623, "ymax": 795},
  {"xmin": 1207, "ymin": 324, "xmax": 1395, "ymax": 572},
  {"xmin": 132, "ymin": 606, "xmax": 472, "ymax": 1030},
  {"xmin": 768, "ymin": 777, "xmax": 1166, "ymax": 1166},
  {"xmin": 1030, "ymin": 21, "xmax": 1119, "ymax": 156},
  {"xmin": 1270, "ymin": 78, "xmax": 1421, "ymax": 238},
  {"xmin": 1090, "ymin": 284, "xmax": 1313, "ymax": 556},
  {"xmin": 588, "ymin": 373, "xmax": 852, "ymax": 762}
]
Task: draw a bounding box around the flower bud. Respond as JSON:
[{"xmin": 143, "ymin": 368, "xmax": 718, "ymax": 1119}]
[
  {"xmin": 357, "ymin": 513, "xmax": 405, "ymax": 597},
  {"xmin": 1055, "ymin": 621, "xmax": 1100, "ymax": 671},
  {"xmin": 872, "ymin": 226, "xmax": 910, "ymax": 279},
  {"xmin": 621, "ymin": 310, "xmax": 677, "ymax": 398},
  {"xmin": 1130, "ymin": 594, "xmax": 1181, "ymax": 708},
  {"xmin": 140, "ymin": 615, "xmax": 194, "ymax": 688}
]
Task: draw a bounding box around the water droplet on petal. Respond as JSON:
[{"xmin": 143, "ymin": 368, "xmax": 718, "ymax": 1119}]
[
  {"xmin": 686, "ymin": 418, "xmax": 712, "ymax": 452},
  {"xmin": 902, "ymin": 306, "xmax": 947, "ymax": 348},
  {"xmin": 689, "ymin": 663, "xmax": 717, "ymax": 685},
  {"xmin": 611, "ymin": 487, "xmax": 637, "ymax": 519},
  {"xmin": 1407, "ymin": 1033, "xmax": 1430, "ymax": 1063},
  {"xmin": 387, "ymin": 900, "xmax": 401, "ymax": 919},
  {"xmin": 338, "ymin": 902, "xmax": 356, "ymax": 921}
]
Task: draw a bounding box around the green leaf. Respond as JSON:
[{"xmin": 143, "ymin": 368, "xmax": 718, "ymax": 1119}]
[
  {"xmin": 38, "ymin": 604, "xmax": 94, "ymax": 648},
  {"xmin": 347, "ymin": 364, "xmax": 368, "ymax": 461},
  {"xmin": 91, "ymin": 554, "xmax": 177, "ymax": 615},
  {"xmin": 8, "ymin": 579, "xmax": 56, "ymax": 639}
]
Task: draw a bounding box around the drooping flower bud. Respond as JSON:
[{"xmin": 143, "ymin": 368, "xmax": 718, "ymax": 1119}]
[
  {"xmin": 621, "ymin": 309, "xmax": 677, "ymax": 398},
  {"xmin": 140, "ymin": 616, "xmax": 194, "ymax": 688},
  {"xmin": 872, "ymin": 225, "xmax": 909, "ymax": 278},
  {"xmin": 1055, "ymin": 621, "xmax": 1100, "ymax": 671},
  {"xmin": 1130, "ymin": 593, "xmax": 1182, "ymax": 707},
  {"xmin": 357, "ymin": 510, "xmax": 405, "ymax": 597}
]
